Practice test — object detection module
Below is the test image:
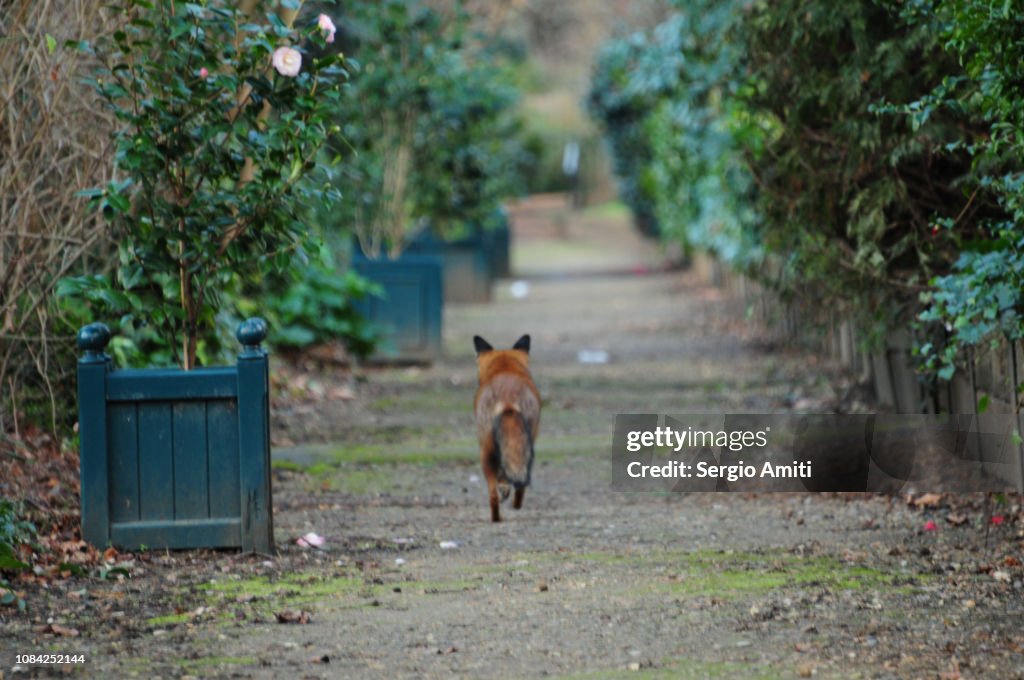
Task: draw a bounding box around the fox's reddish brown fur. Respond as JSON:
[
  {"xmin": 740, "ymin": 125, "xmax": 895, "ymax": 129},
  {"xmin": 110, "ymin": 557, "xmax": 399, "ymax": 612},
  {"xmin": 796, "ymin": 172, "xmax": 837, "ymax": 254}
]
[{"xmin": 473, "ymin": 334, "xmax": 540, "ymax": 522}]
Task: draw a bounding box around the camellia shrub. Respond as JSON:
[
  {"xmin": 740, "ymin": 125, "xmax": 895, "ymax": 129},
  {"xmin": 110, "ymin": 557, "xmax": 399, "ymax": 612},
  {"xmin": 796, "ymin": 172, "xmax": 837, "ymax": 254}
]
[{"xmin": 60, "ymin": 0, "xmax": 347, "ymax": 369}]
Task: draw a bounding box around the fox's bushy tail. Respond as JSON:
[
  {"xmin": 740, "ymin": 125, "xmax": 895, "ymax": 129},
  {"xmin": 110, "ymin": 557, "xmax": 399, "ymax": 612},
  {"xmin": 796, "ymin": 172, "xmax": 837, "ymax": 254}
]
[{"xmin": 493, "ymin": 408, "xmax": 533, "ymax": 489}]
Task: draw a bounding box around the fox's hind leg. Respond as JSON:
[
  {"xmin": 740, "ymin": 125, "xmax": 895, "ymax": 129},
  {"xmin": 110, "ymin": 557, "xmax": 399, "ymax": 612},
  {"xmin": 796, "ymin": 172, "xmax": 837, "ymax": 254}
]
[
  {"xmin": 480, "ymin": 436, "xmax": 501, "ymax": 522},
  {"xmin": 484, "ymin": 471, "xmax": 501, "ymax": 522},
  {"xmin": 513, "ymin": 487, "xmax": 525, "ymax": 510}
]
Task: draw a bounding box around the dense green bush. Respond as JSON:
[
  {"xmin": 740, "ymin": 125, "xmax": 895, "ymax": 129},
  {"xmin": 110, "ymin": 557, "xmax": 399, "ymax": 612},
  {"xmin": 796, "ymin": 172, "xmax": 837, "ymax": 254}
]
[
  {"xmin": 330, "ymin": 0, "xmax": 527, "ymax": 256},
  {"xmin": 644, "ymin": 4, "xmax": 766, "ymax": 266},
  {"xmin": 237, "ymin": 245, "xmax": 380, "ymax": 358},
  {"xmin": 906, "ymin": 0, "xmax": 1024, "ymax": 376},
  {"xmin": 586, "ymin": 33, "xmax": 662, "ymax": 235},
  {"xmin": 740, "ymin": 0, "xmax": 990, "ymax": 330},
  {"xmin": 589, "ymin": 0, "xmax": 1024, "ymax": 386}
]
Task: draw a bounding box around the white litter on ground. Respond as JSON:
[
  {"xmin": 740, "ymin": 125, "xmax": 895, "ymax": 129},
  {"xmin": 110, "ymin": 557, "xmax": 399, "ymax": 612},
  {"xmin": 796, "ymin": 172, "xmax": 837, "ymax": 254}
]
[
  {"xmin": 577, "ymin": 349, "xmax": 610, "ymax": 364},
  {"xmin": 509, "ymin": 281, "xmax": 530, "ymax": 299}
]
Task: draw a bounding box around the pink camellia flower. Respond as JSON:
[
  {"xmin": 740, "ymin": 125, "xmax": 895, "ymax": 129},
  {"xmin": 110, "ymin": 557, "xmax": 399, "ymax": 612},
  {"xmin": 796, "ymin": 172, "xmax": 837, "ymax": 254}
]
[
  {"xmin": 317, "ymin": 14, "xmax": 336, "ymax": 43},
  {"xmin": 296, "ymin": 532, "xmax": 325, "ymax": 548},
  {"xmin": 272, "ymin": 46, "xmax": 302, "ymax": 77},
  {"xmin": 923, "ymin": 520, "xmax": 939, "ymax": 532},
  {"xmin": 198, "ymin": 67, "xmax": 209, "ymax": 78},
  {"xmin": 991, "ymin": 515, "xmax": 1005, "ymax": 525}
]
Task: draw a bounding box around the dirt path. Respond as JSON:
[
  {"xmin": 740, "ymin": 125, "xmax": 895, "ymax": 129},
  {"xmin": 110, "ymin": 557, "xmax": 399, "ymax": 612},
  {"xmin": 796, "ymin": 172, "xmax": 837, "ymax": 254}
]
[{"xmin": 4, "ymin": 197, "xmax": 1023, "ymax": 679}]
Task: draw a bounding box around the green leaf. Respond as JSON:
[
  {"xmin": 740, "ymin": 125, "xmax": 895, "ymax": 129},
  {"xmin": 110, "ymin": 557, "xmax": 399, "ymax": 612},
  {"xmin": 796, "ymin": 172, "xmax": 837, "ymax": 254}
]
[
  {"xmin": 45, "ymin": 33, "xmax": 57, "ymax": 55},
  {"xmin": 0, "ymin": 542, "xmax": 29, "ymax": 572},
  {"xmin": 57, "ymin": 562, "xmax": 87, "ymax": 577},
  {"xmin": 100, "ymin": 566, "xmax": 131, "ymax": 580}
]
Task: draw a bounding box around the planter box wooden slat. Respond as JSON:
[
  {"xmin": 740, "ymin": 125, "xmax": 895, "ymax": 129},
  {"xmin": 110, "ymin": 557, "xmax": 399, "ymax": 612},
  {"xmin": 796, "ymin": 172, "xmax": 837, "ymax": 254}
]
[
  {"xmin": 107, "ymin": 403, "xmax": 139, "ymax": 524},
  {"xmin": 173, "ymin": 402, "xmax": 209, "ymax": 520},
  {"xmin": 77, "ymin": 319, "xmax": 273, "ymax": 552},
  {"xmin": 138, "ymin": 402, "xmax": 174, "ymax": 520},
  {"xmin": 486, "ymin": 218, "xmax": 511, "ymax": 279},
  {"xmin": 352, "ymin": 254, "xmax": 443, "ymax": 362},
  {"xmin": 207, "ymin": 400, "xmax": 242, "ymax": 518},
  {"xmin": 405, "ymin": 222, "xmax": 510, "ymax": 303},
  {"xmin": 110, "ymin": 518, "xmax": 240, "ymax": 549},
  {"xmin": 106, "ymin": 367, "xmax": 238, "ymax": 401}
]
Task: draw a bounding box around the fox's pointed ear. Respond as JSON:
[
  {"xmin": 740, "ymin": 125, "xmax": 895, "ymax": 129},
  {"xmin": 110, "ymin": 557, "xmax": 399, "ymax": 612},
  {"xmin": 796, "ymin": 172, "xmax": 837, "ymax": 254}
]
[
  {"xmin": 513, "ymin": 334, "xmax": 530, "ymax": 354},
  {"xmin": 473, "ymin": 336, "xmax": 493, "ymax": 355}
]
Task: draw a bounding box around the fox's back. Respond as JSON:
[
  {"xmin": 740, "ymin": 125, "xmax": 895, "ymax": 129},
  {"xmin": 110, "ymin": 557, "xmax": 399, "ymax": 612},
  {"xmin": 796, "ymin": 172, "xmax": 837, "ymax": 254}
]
[{"xmin": 474, "ymin": 352, "xmax": 540, "ymax": 440}]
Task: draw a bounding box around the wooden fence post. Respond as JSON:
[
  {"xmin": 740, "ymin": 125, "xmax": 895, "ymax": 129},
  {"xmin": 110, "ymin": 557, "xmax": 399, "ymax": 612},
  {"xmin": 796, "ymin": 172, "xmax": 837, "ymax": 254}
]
[
  {"xmin": 236, "ymin": 318, "xmax": 273, "ymax": 553},
  {"xmin": 77, "ymin": 323, "xmax": 112, "ymax": 547}
]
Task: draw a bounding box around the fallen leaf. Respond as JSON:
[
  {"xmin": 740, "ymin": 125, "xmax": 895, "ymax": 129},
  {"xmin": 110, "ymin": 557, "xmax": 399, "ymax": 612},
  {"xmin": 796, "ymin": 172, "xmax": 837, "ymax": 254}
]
[
  {"xmin": 912, "ymin": 493, "xmax": 943, "ymax": 508},
  {"xmin": 945, "ymin": 514, "xmax": 968, "ymax": 526},
  {"xmin": 275, "ymin": 610, "xmax": 311, "ymax": 624},
  {"xmin": 38, "ymin": 623, "xmax": 80, "ymax": 637},
  {"xmin": 328, "ymin": 387, "xmax": 356, "ymax": 400}
]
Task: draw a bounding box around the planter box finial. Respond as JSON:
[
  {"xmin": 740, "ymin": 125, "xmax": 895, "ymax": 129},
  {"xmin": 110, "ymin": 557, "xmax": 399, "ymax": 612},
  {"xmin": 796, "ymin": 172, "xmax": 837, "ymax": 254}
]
[
  {"xmin": 236, "ymin": 317, "xmax": 268, "ymax": 355},
  {"xmin": 77, "ymin": 322, "xmax": 111, "ymax": 359}
]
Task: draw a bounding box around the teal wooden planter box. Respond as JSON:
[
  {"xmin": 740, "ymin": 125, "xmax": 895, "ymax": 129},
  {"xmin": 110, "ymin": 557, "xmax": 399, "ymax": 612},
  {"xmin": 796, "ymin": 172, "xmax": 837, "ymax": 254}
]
[
  {"xmin": 484, "ymin": 217, "xmax": 511, "ymax": 280},
  {"xmin": 76, "ymin": 318, "xmax": 273, "ymax": 552},
  {"xmin": 405, "ymin": 228, "xmax": 497, "ymax": 303},
  {"xmin": 352, "ymin": 254, "xmax": 443, "ymax": 362}
]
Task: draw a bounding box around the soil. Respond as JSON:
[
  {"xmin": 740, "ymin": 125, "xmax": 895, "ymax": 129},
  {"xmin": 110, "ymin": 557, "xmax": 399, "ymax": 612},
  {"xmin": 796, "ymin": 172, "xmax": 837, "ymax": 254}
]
[{"xmin": 2, "ymin": 196, "xmax": 1023, "ymax": 679}]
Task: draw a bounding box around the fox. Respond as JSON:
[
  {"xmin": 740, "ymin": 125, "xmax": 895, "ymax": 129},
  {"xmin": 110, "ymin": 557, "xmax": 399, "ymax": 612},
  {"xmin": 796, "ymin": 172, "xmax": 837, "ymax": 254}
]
[{"xmin": 473, "ymin": 334, "xmax": 541, "ymax": 522}]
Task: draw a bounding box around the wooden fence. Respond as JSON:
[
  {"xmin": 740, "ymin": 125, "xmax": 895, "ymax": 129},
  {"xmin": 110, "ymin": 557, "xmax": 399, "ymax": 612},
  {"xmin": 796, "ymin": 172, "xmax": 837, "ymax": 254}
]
[{"xmin": 691, "ymin": 253, "xmax": 1024, "ymax": 490}]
